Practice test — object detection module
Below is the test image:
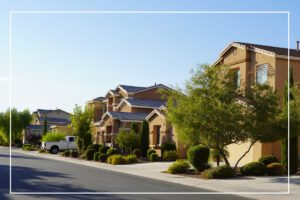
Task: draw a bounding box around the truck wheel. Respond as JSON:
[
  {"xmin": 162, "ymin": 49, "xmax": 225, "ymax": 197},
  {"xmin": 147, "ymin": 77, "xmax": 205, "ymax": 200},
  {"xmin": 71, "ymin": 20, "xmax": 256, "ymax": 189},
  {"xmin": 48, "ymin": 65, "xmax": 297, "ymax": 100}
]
[{"xmin": 50, "ymin": 146, "xmax": 59, "ymax": 154}]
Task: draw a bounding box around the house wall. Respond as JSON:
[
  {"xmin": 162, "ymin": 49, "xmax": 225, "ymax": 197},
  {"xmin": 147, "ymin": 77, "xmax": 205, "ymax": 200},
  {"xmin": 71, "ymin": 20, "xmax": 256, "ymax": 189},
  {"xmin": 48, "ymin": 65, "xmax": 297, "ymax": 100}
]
[
  {"xmin": 51, "ymin": 125, "xmax": 72, "ymax": 135},
  {"xmin": 148, "ymin": 113, "xmax": 187, "ymax": 158}
]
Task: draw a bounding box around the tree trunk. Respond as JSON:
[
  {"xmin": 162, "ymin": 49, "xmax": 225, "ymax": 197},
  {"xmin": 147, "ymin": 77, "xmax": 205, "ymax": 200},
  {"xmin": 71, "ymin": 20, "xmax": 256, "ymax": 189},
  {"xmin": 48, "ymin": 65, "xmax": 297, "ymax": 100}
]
[
  {"xmin": 218, "ymin": 147, "xmax": 230, "ymax": 166},
  {"xmin": 234, "ymin": 141, "xmax": 256, "ymax": 171}
]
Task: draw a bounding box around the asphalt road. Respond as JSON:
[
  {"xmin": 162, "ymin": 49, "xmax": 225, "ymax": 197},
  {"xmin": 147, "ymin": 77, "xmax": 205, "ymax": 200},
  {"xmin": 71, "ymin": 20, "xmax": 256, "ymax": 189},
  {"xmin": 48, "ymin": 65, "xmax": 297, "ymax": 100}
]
[{"xmin": 0, "ymin": 147, "xmax": 253, "ymax": 200}]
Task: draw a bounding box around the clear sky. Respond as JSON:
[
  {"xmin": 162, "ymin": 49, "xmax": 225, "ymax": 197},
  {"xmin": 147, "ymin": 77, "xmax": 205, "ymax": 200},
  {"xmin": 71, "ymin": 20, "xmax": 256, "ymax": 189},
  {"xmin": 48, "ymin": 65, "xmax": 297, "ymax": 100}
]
[{"xmin": 0, "ymin": 0, "xmax": 299, "ymax": 113}]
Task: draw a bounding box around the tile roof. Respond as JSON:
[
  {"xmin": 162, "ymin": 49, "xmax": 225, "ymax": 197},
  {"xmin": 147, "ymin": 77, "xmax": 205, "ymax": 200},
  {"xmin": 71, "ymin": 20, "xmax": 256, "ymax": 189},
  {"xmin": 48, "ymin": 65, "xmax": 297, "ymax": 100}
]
[
  {"xmin": 235, "ymin": 42, "xmax": 300, "ymax": 57},
  {"xmin": 126, "ymin": 99, "xmax": 166, "ymax": 109},
  {"xmin": 37, "ymin": 109, "xmax": 53, "ymax": 114},
  {"xmin": 119, "ymin": 85, "xmax": 147, "ymax": 93},
  {"xmin": 92, "ymin": 96, "xmax": 105, "ymax": 101},
  {"xmin": 108, "ymin": 111, "xmax": 148, "ymax": 121},
  {"xmin": 26, "ymin": 125, "xmax": 50, "ymax": 130},
  {"xmin": 38, "ymin": 117, "xmax": 71, "ymax": 124}
]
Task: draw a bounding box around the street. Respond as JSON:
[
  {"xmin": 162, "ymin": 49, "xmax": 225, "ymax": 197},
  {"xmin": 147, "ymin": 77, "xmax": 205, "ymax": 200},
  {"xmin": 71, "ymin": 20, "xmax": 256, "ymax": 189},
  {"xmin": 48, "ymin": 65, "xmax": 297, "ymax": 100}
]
[{"xmin": 0, "ymin": 147, "xmax": 253, "ymax": 200}]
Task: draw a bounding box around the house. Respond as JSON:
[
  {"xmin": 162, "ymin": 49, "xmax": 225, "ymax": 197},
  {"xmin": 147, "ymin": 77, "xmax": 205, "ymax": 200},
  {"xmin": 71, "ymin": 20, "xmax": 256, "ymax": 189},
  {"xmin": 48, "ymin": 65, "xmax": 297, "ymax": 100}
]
[
  {"xmin": 145, "ymin": 105, "xmax": 188, "ymax": 158},
  {"xmin": 23, "ymin": 109, "xmax": 71, "ymax": 144},
  {"xmin": 92, "ymin": 84, "xmax": 169, "ymax": 147},
  {"xmin": 212, "ymin": 41, "xmax": 300, "ymax": 165}
]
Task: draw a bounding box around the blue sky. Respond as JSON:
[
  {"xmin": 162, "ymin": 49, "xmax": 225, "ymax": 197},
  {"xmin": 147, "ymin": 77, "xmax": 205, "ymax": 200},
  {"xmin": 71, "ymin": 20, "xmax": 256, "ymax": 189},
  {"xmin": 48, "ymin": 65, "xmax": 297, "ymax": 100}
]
[{"xmin": 0, "ymin": 0, "xmax": 299, "ymax": 113}]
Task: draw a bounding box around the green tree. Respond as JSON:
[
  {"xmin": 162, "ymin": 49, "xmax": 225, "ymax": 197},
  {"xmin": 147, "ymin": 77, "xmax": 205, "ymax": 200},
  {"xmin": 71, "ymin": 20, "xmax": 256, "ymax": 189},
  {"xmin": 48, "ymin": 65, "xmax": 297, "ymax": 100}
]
[
  {"xmin": 140, "ymin": 120, "xmax": 150, "ymax": 157},
  {"xmin": 43, "ymin": 115, "xmax": 48, "ymax": 136},
  {"xmin": 131, "ymin": 122, "xmax": 139, "ymax": 134},
  {"xmin": 165, "ymin": 64, "xmax": 279, "ymax": 171},
  {"xmin": 280, "ymin": 68, "xmax": 300, "ymax": 174},
  {"xmin": 71, "ymin": 105, "xmax": 93, "ymax": 151},
  {"xmin": 0, "ymin": 108, "xmax": 31, "ymax": 145},
  {"xmin": 115, "ymin": 130, "xmax": 140, "ymax": 154}
]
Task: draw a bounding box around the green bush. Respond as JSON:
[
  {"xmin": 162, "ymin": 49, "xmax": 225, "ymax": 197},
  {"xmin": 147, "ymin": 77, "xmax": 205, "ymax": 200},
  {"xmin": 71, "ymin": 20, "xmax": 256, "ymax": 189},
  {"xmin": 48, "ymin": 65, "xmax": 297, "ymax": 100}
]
[
  {"xmin": 132, "ymin": 149, "xmax": 142, "ymax": 158},
  {"xmin": 70, "ymin": 151, "xmax": 79, "ymax": 158},
  {"xmin": 163, "ymin": 150, "xmax": 178, "ymax": 161},
  {"xmin": 125, "ymin": 155, "xmax": 138, "ymax": 164},
  {"xmin": 62, "ymin": 150, "xmax": 71, "ymax": 157},
  {"xmin": 167, "ymin": 160, "xmax": 190, "ymax": 174},
  {"xmin": 99, "ymin": 145, "xmax": 110, "ymax": 153},
  {"xmin": 22, "ymin": 144, "xmax": 31, "ymax": 150},
  {"xmin": 85, "ymin": 149, "xmax": 96, "ymax": 160},
  {"xmin": 202, "ymin": 165, "xmax": 235, "ymax": 179},
  {"xmin": 150, "ymin": 153, "xmax": 159, "ymax": 162},
  {"xmin": 94, "ymin": 152, "xmax": 101, "ymax": 161},
  {"xmin": 38, "ymin": 149, "xmax": 48, "ymax": 154},
  {"xmin": 266, "ymin": 163, "xmax": 284, "ymax": 176},
  {"xmin": 240, "ymin": 162, "xmax": 266, "ymax": 176},
  {"xmin": 99, "ymin": 153, "xmax": 109, "ymax": 162},
  {"xmin": 108, "ymin": 155, "xmax": 128, "ymax": 165},
  {"xmin": 258, "ymin": 155, "xmax": 278, "ymax": 166},
  {"xmin": 107, "ymin": 148, "xmax": 118, "ymax": 156},
  {"xmin": 87, "ymin": 144, "xmax": 102, "ymax": 151},
  {"xmin": 147, "ymin": 149, "xmax": 156, "ymax": 159},
  {"xmin": 41, "ymin": 132, "xmax": 65, "ymax": 142},
  {"xmin": 161, "ymin": 142, "xmax": 176, "ymax": 156},
  {"xmin": 23, "ymin": 145, "xmax": 34, "ymax": 151},
  {"xmin": 187, "ymin": 145, "xmax": 210, "ymax": 172}
]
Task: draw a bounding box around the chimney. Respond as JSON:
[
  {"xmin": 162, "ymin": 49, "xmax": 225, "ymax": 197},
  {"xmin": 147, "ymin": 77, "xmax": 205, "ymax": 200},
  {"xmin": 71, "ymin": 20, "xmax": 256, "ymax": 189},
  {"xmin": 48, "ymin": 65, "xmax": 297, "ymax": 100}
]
[{"xmin": 297, "ymin": 40, "xmax": 299, "ymax": 51}]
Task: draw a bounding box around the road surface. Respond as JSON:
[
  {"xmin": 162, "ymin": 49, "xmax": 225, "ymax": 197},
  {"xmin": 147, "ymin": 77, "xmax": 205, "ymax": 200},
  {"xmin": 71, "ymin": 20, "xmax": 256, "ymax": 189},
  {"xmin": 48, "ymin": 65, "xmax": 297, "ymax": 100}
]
[{"xmin": 0, "ymin": 147, "xmax": 253, "ymax": 200}]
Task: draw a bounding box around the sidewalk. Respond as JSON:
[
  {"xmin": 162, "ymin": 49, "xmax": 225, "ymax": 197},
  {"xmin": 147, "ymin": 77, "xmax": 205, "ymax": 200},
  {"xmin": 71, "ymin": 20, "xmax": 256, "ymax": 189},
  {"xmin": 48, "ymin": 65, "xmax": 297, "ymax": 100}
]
[{"xmin": 12, "ymin": 148, "xmax": 300, "ymax": 200}]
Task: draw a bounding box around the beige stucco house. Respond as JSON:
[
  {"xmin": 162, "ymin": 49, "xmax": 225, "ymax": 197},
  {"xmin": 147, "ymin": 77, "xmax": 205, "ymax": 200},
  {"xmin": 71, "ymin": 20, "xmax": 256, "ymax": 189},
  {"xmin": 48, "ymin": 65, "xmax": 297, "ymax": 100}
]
[
  {"xmin": 91, "ymin": 84, "xmax": 170, "ymax": 146},
  {"xmin": 23, "ymin": 109, "xmax": 72, "ymax": 144},
  {"xmin": 212, "ymin": 41, "xmax": 300, "ymax": 165}
]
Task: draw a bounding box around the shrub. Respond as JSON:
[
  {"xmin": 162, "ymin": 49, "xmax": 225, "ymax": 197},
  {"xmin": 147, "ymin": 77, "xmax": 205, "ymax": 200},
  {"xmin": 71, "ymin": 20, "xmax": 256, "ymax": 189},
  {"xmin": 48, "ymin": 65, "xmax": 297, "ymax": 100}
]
[
  {"xmin": 240, "ymin": 162, "xmax": 266, "ymax": 176},
  {"xmin": 70, "ymin": 151, "xmax": 79, "ymax": 158},
  {"xmin": 125, "ymin": 155, "xmax": 138, "ymax": 164},
  {"xmin": 161, "ymin": 142, "xmax": 176, "ymax": 156},
  {"xmin": 99, "ymin": 145, "xmax": 110, "ymax": 154},
  {"xmin": 23, "ymin": 145, "xmax": 34, "ymax": 151},
  {"xmin": 163, "ymin": 150, "xmax": 178, "ymax": 161},
  {"xmin": 147, "ymin": 149, "xmax": 156, "ymax": 159},
  {"xmin": 22, "ymin": 144, "xmax": 31, "ymax": 150},
  {"xmin": 266, "ymin": 163, "xmax": 284, "ymax": 176},
  {"xmin": 202, "ymin": 165, "xmax": 235, "ymax": 179},
  {"xmin": 150, "ymin": 153, "xmax": 159, "ymax": 162},
  {"xmin": 93, "ymin": 144, "xmax": 102, "ymax": 152},
  {"xmin": 108, "ymin": 155, "xmax": 128, "ymax": 165},
  {"xmin": 62, "ymin": 150, "xmax": 71, "ymax": 157},
  {"xmin": 187, "ymin": 145, "xmax": 210, "ymax": 172},
  {"xmin": 99, "ymin": 153, "xmax": 109, "ymax": 162},
  {"xmin": 210, "ymin": 148, "xmax": 229, "ymax": 166},
  {"xmin": 107, "ymin": 148, "xmax": 118, "ymax": 156},
  {"xmin": 258, "ymin": 155, "xmax": 278, "ymax": 166},
  {"xmin": 41, "ymin": 132, "xmax": 65, "ymax": 142},
  {"xmin": 167, "ymin": 160, "xmax": 190, "ymax": 174},
  {"xmin": 85, "ymin": 149, "xmax": 96, "ymax": 160},
  {"xmin": 38, "ymin": 149, "xmax": 48, "ymax": 154},
  {"xmin": 94, "ymin": 152, "xmax": 101, "ymax": 161},
  {"xmin": 79, "ymin": 153, "xmax": 86, "ymax": 159},
  {"xmin": 132, "ymin": 149, "xmax": 142, "ymax": 158}
]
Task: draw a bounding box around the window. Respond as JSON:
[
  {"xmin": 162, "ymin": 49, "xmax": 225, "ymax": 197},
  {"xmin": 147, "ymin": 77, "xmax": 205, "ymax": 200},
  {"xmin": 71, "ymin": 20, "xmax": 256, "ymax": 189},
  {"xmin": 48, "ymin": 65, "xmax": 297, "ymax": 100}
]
[
  {"xmin": 69, "ymin": 137, "xmax": 75, "ymax": 142},
  {"xmin": 233, "ymin": 69, "xmax": 240, "ymax": 88},
  {"xmin": 256, "ymin": 64, "xmax": 268, "ymax": 85},
  {"xmin": 156, "ymin": 126, "xmax": 161, "ymax": 145}
]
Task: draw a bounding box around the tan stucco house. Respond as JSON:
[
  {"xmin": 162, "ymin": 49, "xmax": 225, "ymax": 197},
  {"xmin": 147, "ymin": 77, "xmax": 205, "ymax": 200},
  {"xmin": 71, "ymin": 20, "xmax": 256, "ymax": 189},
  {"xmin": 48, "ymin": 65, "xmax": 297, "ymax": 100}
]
[
  {"xmin": 90, "ymin": 84, "xmax": 170, "ymax": 147},
  {"xmin": 213, "ymin": 41, "xmax": 300, "ymax": 165},
  {"xmin": 23, "ymin": 109, "xmax": 72, "ymax": 144}
]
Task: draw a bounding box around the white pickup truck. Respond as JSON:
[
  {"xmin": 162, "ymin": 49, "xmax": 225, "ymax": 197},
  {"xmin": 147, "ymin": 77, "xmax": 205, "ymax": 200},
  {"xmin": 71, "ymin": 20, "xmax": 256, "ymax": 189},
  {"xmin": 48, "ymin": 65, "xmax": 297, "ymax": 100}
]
[{"xmin": 41, "ymin": 136, "xmax": 78, "ymax": 154}]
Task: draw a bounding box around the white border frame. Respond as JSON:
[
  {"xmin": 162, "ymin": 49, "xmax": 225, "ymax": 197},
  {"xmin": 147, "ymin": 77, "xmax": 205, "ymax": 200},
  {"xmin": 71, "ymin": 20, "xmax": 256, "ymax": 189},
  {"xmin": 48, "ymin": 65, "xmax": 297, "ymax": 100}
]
[{"xmin": 9, "ymin": 10, "xmax": 290, "ymax": 195}]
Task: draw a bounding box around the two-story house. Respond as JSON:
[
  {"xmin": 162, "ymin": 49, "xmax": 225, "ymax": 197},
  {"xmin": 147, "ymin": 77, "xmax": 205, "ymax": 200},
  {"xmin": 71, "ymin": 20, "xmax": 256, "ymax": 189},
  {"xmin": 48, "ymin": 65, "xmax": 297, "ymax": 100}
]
[
  {"xmin": 23, "ymin": 109, "xmax": 71, "ymax": 144},
  {"xmin": 91, "ymin": 84, "xmax": 169, "ymax": 147},
  {"xmin": 212, "ymin": 41, "xmax": 300, "ymax": 165}
]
